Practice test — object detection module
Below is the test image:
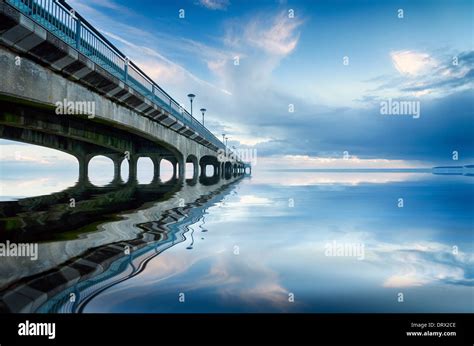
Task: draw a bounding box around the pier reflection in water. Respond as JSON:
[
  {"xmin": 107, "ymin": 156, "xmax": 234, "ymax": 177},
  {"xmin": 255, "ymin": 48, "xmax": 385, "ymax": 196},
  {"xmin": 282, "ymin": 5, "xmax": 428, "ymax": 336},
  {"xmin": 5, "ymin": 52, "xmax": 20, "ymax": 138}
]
[
  {"xmin": 0, "ymin": 170, "xmax": 472, "ymax": 314},
  {"xmin": 0, "ymin": 172, "xmax": 244, "ymax": 312}
]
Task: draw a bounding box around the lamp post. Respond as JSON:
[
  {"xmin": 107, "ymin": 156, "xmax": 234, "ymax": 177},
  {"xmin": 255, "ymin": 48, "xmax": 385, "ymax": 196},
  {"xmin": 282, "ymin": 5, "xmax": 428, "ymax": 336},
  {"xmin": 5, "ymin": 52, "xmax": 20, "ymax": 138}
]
[
  {"xmin": 187, "ymin": 93, "xmax": 195, "ymax": 118},
  {"xmin": 200, "ymin": 108, "xmax": 206, "ymax": 126}
]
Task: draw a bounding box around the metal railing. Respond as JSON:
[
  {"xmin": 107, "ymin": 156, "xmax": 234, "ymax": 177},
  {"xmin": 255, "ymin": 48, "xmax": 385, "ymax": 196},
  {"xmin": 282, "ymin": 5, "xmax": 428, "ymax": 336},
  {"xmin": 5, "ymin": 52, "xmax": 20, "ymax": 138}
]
[{"xmin": 6, "ymin": 0, "xmax": 225, "ymax": 150}]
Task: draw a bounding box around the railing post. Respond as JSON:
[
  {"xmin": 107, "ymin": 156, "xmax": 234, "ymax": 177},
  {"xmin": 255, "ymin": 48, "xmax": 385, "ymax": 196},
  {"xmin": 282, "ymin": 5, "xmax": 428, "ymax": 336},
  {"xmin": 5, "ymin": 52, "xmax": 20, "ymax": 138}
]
[
  {"xmin": 28, "ymin": 0, "xmax": 34, "ymax": 16},
  {"xmin": 124, "ymin": 57, "xmax": 129, "ymax": 83},
  {"xmin": 75, "ymin": 18, "xmax": 81, "ymax": 49}
]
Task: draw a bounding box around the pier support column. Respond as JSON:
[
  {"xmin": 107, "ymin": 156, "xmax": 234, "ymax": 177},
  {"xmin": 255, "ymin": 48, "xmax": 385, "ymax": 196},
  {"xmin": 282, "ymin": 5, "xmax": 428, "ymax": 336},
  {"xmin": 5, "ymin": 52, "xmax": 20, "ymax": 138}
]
[
  {"xmin": 193, "ymin": 160, "xmax": 199, "ymax": 180},
  {"xmin": 172, "ymin": 162, "xmax": 177, "ymax": 180},
  {"xmin": 105, "ymin": 153, "xmax": 125, "ymax": 185},
  {"xmin": 178, "ymin": 158, "xmax": 185, "ymax": 180},
  {"xmin": 77, "ymin": 155, "xmax": 92, "ymax": 184},
  {"xmin": 200, "ymin": 163, "xmax": 206, "ymax": 178},
  {"xmin": 128, "ymin": 155, "xmax": 139, "ymax": 183},
  {"xmin": 150, "ymin": 155, "xmax": 162, "ymax": 184}
]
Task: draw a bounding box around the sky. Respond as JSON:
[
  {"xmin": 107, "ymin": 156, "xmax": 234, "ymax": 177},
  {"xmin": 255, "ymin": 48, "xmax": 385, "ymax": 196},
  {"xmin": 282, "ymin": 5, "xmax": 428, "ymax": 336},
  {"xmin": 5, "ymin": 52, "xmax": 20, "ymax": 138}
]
[{"xmin": 1, "ymin": 0, "xmax": 473, "ymax": 172}]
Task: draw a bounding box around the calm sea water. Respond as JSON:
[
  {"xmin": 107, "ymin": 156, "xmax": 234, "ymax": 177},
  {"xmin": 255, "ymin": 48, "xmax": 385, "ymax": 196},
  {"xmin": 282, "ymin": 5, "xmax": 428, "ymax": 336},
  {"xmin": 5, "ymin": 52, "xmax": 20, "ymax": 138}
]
[{"xmin": 1, "ymin": 170, "xmax": 473, "ymax": 313}]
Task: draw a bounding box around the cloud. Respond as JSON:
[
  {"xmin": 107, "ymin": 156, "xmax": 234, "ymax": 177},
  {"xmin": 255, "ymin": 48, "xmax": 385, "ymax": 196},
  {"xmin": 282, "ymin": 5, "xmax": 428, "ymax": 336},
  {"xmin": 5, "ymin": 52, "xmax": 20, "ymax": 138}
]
[
  {"xmin": 367, "ymin": 50, "xmax": 474, "ymax": 99},
  {"xmin": 102, "ymin": 31, "xmax": 232, "ymax": 99},
  {"xmin": 205, "ymin": 257, "xmax": 292, "ymax": 310},
  {"xmin": 205, "ymin": 10, "xmax": 303, "ymax": 83},
  {"xmin": 378, "ymin": 244, "xmax": 474, "ymax": 288},
  {"xmin": 244, "ymin": 12, "xmax": 303, "ymax": 56},
  {"xmin": 383, "ymin": 274, "xmax": 428, "ymax": 287},
  {"xmin": 68, "ymin": 0, "xmax": 137, "ymax": 23},
  {"xmin": 221, "ymin": 10, "xmax": 303, "ymax": 57},
  {"xmin": 402, "ymin": 67, "xmax": 474, "ymax": 93},
  {"xmin": 239, "ymin": 195, "xmax": 273, "ymax": 205},
  {"xmin": 399, "ymin": 51, "xmax": 474, "ymax": 96},
  {"xmin": 197, "ymin": 0, "xmax": 230, "ymax": 10},
  {"xmin": 391, "ymin": 50, "xmax": 438, "ymax": 76},
  {"xmin": 246, "ymin": 89, "xmax": 474, "ymax": 164},
  {"xmin": 90, "ymin": 0, "xmax": 131, "ymax": 14}
]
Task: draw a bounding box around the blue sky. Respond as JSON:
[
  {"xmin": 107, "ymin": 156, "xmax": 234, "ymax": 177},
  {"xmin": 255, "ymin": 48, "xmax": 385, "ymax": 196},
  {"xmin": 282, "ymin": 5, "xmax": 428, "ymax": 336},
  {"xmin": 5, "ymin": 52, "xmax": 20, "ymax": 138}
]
[{"xmin": 1, "ymin": 0, "xmax": 473, "ymax": 170}]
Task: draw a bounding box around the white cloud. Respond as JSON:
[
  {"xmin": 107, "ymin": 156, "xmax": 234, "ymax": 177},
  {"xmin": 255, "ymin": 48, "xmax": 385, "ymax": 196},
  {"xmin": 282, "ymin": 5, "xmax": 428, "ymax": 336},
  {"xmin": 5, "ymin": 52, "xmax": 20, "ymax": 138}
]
[
  {"xmin": 91, "ymin": 0, "xmax": 131, "ymax": 13},
  {"xmin": 366, "ymin": 50, "xmax": 473, "ymax": 101},
  {"xmin": 102, "ymin": 31, "xmax": 231, "ymax": 97},
  {"xmin": 197, "ymin": 0, "xmax": 230, "ymax": 10},
  {"xmin": 243, "ymin": 12, "xmax": 303, "ymax": 56},
  {"xmin": 239, "ymin": 195, "xmax": 272, "ymax": 205},
  {"xmin": 383, "ymin": 274, "xmax": 428, "ymax": 288},
  {"xmin": 390, "ymin": 50, "xmax": 437, "ymax": 76},
  {"xmin": 379, "ymin": 243, "xmax": 472, "ymax": 288},
  {"xmin": 202, "ymin": 10, "xmax": 303, "ymax": 89}
]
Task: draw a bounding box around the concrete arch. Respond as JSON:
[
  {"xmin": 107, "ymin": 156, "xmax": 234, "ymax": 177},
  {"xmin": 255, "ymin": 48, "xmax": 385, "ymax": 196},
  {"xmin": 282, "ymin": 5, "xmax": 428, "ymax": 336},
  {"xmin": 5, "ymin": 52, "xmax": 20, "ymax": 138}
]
[
  {"xmin": 76, "ymin": 153, "xmax": 124, "ymax": 186},
  {"xmin": 199, "ymin": 155, "xmax": 220, "ymax": 178}
]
